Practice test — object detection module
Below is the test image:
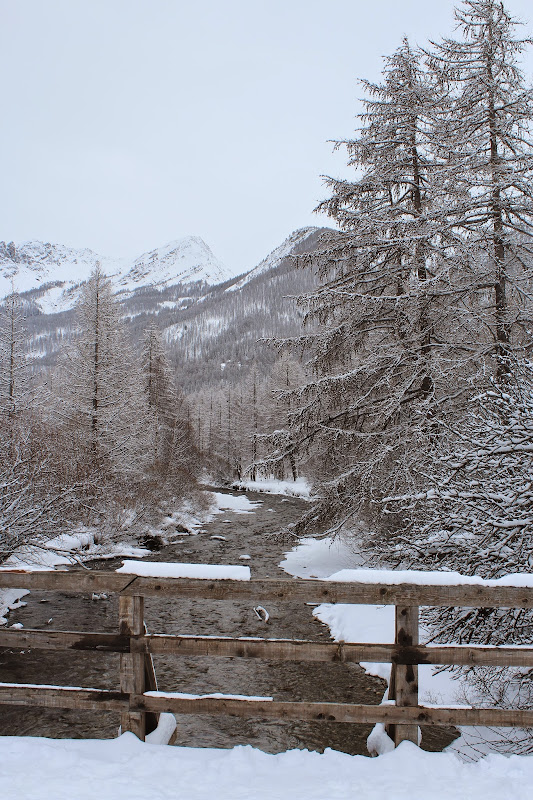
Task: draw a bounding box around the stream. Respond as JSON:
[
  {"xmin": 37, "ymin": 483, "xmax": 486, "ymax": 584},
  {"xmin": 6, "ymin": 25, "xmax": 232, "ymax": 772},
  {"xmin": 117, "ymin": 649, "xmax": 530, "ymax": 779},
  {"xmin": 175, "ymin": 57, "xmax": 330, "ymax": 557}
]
[{"xmin": 0, "ymin": 488, "xmax": 457, "ymax": 754}]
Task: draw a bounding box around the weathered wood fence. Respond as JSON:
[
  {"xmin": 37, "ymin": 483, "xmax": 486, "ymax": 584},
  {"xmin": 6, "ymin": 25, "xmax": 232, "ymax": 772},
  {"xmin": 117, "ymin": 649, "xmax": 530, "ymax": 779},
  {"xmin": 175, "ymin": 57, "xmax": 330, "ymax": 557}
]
[{"xmin": 1, "ymin": 569, "xmax": 533, "ymax": 747}]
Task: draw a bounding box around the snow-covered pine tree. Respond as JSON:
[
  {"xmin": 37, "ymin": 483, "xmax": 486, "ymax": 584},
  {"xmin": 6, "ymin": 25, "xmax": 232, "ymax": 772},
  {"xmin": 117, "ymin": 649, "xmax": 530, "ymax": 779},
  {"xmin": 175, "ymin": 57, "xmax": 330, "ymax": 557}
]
[
  {"xmin": 429, "ymin": 0, "xmax": 533, "ymax": 381},
  {"xmin": 381, "ymin": 365, "xmax": 533, "ymax": 645}
]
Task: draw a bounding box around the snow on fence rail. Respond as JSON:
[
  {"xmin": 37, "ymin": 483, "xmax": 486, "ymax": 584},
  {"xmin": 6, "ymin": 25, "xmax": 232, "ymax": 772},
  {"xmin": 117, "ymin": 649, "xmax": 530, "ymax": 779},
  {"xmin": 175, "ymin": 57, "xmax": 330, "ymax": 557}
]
[{"xmin": 1, "ymin": 567, "xmax": 533, "ymax": 748}]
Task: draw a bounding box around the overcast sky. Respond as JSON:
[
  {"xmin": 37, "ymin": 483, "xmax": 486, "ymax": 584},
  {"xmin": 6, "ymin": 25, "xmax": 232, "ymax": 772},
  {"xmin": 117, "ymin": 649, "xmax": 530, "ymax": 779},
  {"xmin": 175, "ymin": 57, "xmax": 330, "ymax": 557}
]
[{"xmin": 2, "ymin": 0, "xmax": 533, "ymax": 276}]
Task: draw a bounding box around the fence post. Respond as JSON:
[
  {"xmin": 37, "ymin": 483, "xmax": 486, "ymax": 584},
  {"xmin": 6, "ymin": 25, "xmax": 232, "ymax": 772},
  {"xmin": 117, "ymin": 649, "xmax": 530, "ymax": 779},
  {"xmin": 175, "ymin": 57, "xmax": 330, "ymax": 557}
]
[
  {"xmin": 143, "ymin": 623, "xmax": 160, "ymax": 735},
  {"xmin": 119, "ymin": 595, "xmax": 146, "ymax": 740},
  {"xmin": 392, "ymin": 605, "xmax": 419, "ymax": 746}
]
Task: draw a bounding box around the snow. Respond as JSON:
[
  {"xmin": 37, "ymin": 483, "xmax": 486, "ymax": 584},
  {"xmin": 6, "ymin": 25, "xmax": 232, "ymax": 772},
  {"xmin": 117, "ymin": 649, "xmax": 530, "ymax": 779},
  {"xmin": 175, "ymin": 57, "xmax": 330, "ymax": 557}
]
[
  {"xmin": 232, "ymin": 477, "xmax": 313, "ymax": 499},
  {"xmin": 226, "ymin": 227, "xmax": 319, "ymax": 292},
  {"xmin": 280, "ymin": 535, "xmax": 365, "ymax": 579},
  {"xmin": 0, "ymin": 588, "xmax": 30, "ymax": 625},
  {"xmin": 210, "ymin": 492, "xmax": 262, "ymax": 514},
  {"xmin": 0, "ymin": 529, "xmax": 151, "ymax": 575},
  {"xmin": 116, "ymin": 560, "xmax": 251, "ymax": 581},
  {"xmin": 0, "ymin": 236, "xmax": 231, "ymax": 307},
  {"xmin": 144, "ymin": 713, "xmax": 176, "ymax": 746},
  {"xmin": 0, "ymin": 681, "xmax": 108, "ymax": 692},
  {"xmin": 2, "ymin": 734, "xmax": 533, "ymax": 800},
  {"xmin": 327, "ymin": 567, "xmax": 533, "ymax": 588},
  {"xmin": 312, "ymin": 602, "xmax": 467, "ymax": 713},
  {"xmin": 312, "ymin": 603, "xmax": 395, "ymax": 682},
  {"xmin": 144, "ymin": 691, "xmax": 273, "ymax": 702}
]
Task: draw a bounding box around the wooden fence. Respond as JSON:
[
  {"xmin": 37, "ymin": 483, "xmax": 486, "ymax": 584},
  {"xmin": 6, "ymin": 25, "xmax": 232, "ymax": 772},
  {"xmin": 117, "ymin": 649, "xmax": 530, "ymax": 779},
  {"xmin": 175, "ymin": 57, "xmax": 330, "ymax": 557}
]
[{"xmin": 1, "ymin": 569, "xmax": 533, "ymax": 747}]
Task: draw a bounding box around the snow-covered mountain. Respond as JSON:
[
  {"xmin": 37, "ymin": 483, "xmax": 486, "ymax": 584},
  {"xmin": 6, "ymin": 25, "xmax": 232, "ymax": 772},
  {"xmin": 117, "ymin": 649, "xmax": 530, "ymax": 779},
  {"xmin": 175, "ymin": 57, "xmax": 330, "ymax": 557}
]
[
  {"xmin": 227, "ymin": 227, "xmax": 319, "ymax": 293},
  {"xmin": 0, "ymin": 237, "xmax": 231, "ymax": 312}
]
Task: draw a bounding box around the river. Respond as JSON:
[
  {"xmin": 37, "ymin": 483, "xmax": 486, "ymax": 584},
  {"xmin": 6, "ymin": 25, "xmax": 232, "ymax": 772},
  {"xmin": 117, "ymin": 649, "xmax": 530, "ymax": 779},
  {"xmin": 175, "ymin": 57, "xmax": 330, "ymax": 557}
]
[{"xmin": 0, "ymin": 488, "xmax": 456, "ymax": 754}]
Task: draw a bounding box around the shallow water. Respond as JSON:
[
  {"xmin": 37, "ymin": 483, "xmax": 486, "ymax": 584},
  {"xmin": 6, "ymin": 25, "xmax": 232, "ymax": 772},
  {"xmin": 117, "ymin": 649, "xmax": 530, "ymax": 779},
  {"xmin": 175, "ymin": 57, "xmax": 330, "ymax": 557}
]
[{"xmin": 0, "ymin": 489, "xmax": 456, "ymax": 754}]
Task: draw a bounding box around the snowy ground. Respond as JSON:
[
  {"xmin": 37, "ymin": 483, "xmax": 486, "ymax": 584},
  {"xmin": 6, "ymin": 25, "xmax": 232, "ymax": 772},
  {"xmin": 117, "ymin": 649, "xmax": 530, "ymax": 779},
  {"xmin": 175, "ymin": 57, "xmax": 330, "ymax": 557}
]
[{"xmin": 2, "ymin": 733, "xmax": 533, "ymax": 800}]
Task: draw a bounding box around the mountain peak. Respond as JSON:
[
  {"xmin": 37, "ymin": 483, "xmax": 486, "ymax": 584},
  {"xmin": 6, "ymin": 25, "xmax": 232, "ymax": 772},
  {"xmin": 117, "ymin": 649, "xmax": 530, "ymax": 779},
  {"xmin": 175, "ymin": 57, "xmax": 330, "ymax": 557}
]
[
  {"xmin": 120, "ymin": 236, "xmax": 232, "ymax": 290},
  {"xmin": 227, "ymin": 226, "xmax": 321, "ymax": 293}
]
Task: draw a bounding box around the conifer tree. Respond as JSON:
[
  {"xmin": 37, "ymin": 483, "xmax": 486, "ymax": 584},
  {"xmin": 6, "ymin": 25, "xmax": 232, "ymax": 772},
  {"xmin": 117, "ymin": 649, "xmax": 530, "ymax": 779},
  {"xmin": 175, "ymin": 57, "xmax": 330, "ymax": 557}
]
[
  {"xmin": 429, "ymin": 0, "xmax": 533, "ymax": 380},
  {"xmin": 0, "ymin": 291, "xmax": 30, "ymax": 417},
  {"xmin": 142, "ymin": 322, "xmax": 195, "ymax": 481},
  {"xmin": 283, "ymin": 39, "xmax": 457, "ymax": 530},
  {"xmin": 59, "ymin": 266, "xmax": 149, "ymax": 479}
]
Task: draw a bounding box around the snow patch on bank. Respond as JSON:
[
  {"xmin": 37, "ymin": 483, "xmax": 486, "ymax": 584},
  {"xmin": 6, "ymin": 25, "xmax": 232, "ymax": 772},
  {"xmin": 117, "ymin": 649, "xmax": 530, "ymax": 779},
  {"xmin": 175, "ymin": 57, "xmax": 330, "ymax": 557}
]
[
  {"xmin": 0, "ymin": 588, "xmax": 30, "ymax": 625},
  {"xmin": 0, "ymin": 531, "xmax": 150, "ymax": 625},
  {"xmin": 210, "ymin": 492, "xmax": 263, "ymax": 514},
  {"xmin": 0, "ymin": 493, "xmax": 221, "ymax": 625},
  {"xmin": 280, "ymin": 535, "xmax": 365, "ymax": 579},
  {"xmin": 0, "ymin": 528, "xmax": 149, "ymax": 573},
  {"xmin": 232, "ymin": 477, "xmax": 313, "ymax": 499},
  {"xmin": 280, "ymin": 537, "xmax": 524, "ymax": 760}
]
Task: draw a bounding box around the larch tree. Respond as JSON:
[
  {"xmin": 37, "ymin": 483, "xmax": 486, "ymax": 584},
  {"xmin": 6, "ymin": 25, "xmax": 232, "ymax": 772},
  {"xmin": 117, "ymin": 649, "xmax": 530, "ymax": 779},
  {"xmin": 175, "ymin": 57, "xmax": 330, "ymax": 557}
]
[
  {"xmin": 380, "ymin": 0, "xmax": 533, "ymax": 565},
  {"xmin": 429, "ymin": 0, "xmax": 533, "ymax": 381},
  {"xmin": 260, "ymin": 355, "xmax": 306, "ymax": 481},
  {"xmin": 382, "ymin": 364, "xmax": 533, "ymax": 641},
  {"xmin": 362, "ymin": 0, "xmax": 533, "ymax": 656},
  {"xmin": 280, "ymin": 39, "xmax": 458, "ymax": 533},
  {"xmin": 0, "ymin": 291, "xmax": 30, "ymax": 418},
  {"xmin": 58, "ymin": 266, "xmax": 150, "ymax": 481},
  {"xmin": 142, "ymin": 322, "xmax": 195, "ymax": 483},
  {"xmin": 0, "ymin": 291, "xmax": 80, "ymax": 562}
]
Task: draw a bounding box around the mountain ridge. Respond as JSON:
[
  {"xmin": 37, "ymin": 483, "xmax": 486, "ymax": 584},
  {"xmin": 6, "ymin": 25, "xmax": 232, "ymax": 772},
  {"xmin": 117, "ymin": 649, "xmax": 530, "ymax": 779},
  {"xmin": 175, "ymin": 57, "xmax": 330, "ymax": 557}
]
[{"xmin": 0, "ymin": 236, "xmax": 231, "ymax": 310}]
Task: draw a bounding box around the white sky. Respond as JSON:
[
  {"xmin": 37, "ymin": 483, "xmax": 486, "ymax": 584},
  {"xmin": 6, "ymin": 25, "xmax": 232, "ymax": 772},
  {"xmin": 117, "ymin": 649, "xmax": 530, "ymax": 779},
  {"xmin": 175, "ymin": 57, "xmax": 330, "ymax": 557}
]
[{"xmin": 1, "ymin": 0, "xmax": 533, "ymax": 276}]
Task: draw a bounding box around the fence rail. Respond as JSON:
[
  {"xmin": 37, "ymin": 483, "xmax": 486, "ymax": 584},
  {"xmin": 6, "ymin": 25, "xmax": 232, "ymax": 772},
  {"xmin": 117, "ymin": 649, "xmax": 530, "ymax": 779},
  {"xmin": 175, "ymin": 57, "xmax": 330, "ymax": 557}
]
[
  {"xmin": 0, "ymin": 568, "xmax": 532, "ymax": 747},
  {"xmin": 1, "ymin": 569, "xmax": 532, "ymax": 607}
]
